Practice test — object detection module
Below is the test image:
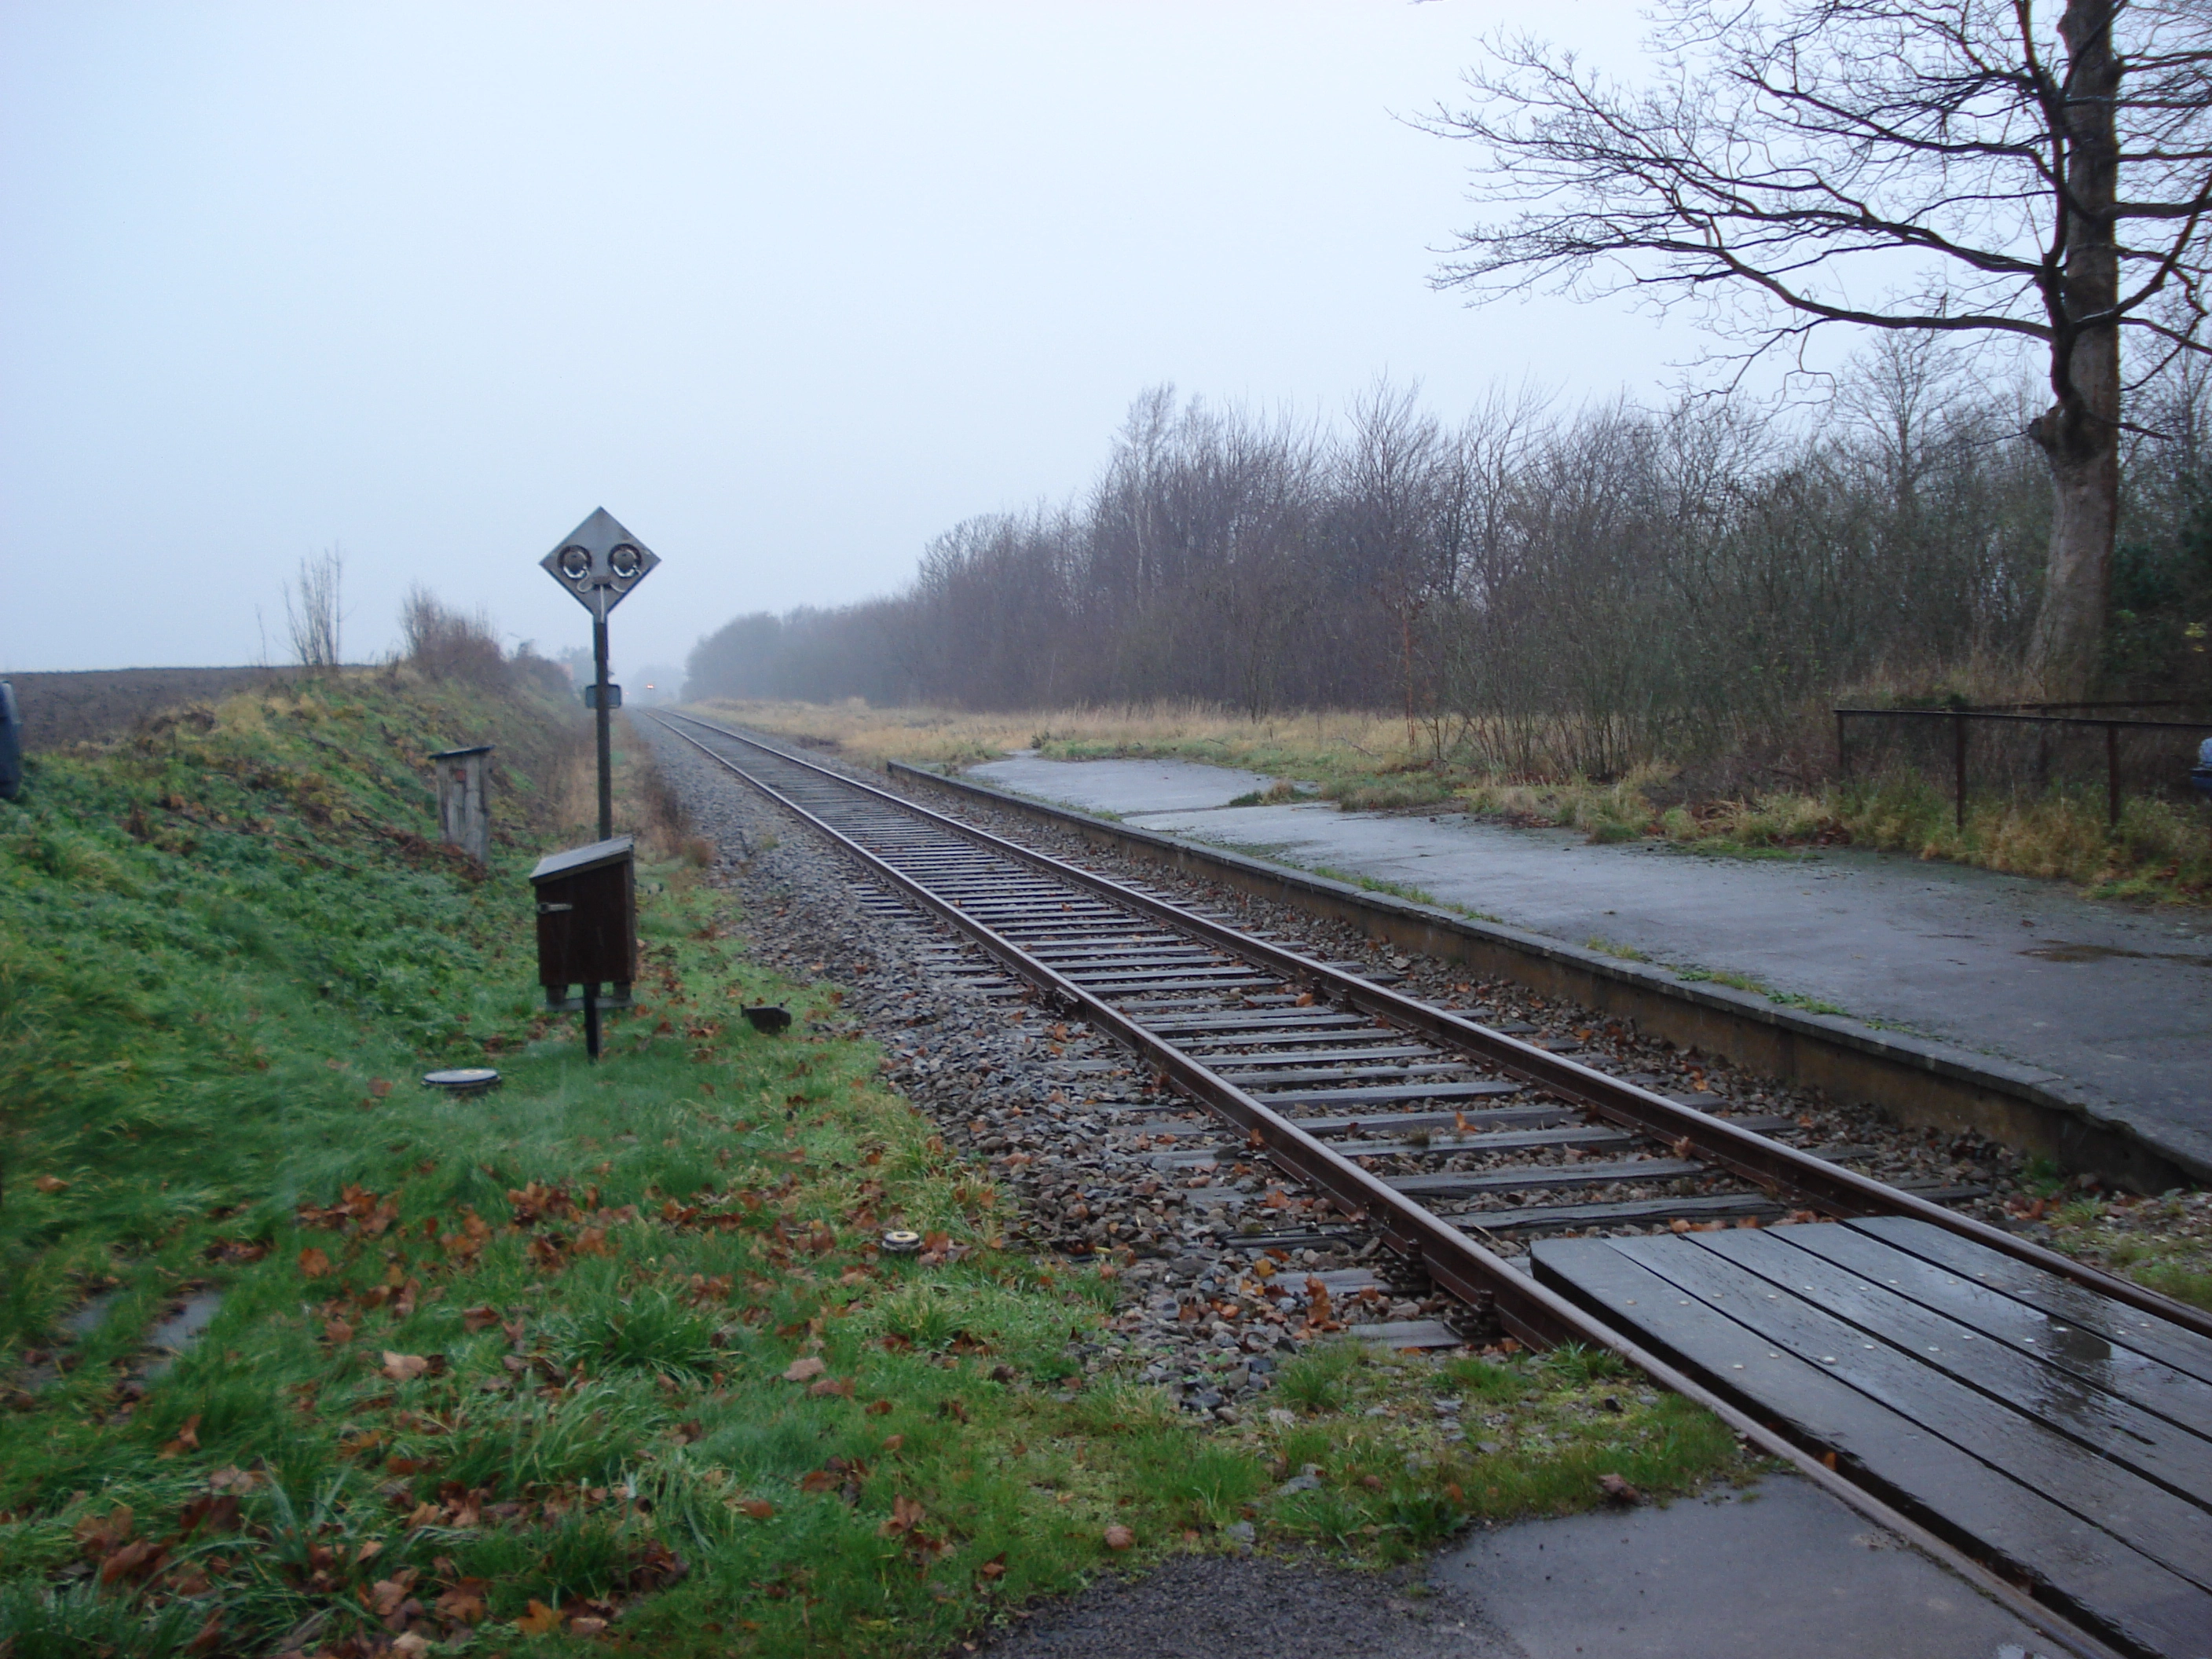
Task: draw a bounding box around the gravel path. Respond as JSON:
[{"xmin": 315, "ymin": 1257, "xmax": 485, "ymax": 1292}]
[{"xmin": 958, "ymin": 1555, "xmax": 1518, "ymax": 1658}]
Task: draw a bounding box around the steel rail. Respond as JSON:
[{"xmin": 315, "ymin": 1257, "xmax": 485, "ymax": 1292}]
[
  {"xmin": 657, "ymin": 710, "xmax": 2212, "ymax": 1344},
  {"xmin": 649, "ymin": 710, "xmax": 2126, "ymax": 1659}
]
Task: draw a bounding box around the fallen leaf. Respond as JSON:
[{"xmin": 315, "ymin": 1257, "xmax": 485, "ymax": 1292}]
[
  {"xmin": 390, "ymin": 1635, "xmax": 433, "ymax": 1657},
  {"xmin": 461, "ymin": 1303, "xmax": 501, "ymax": 1332},
  {"xmin": 808, "ymin": 1375, "xmax": 855, "ymax": 1398},
  {"xmin": 568, "ymin": 1617, "xmax": 609, "ymax": 1637},
  {"xmin": 322, "ymin": 1318, "xmax": 354, "ymax": 1345},
  {"xmin": 978, "ymin": 1553, "xmax": 1007, "ymax": 1580},
  {"xmin": 881, "ymin": 1493, "xmax": 926, "ymax": 1536},
  {"xmin": 368, "ymin": 1078, "xmax": 393, "ymax": 1097},
  {"xmin": 1597, "ymin": 1472, "xmax": 1642, "ymax": 1505},
  {"xmin": 99, "ymin": 1538, "xmax": 168, "ymax": 1585},
  {"xmin": 1103, "ymin": 1524, "xmax": 1135, "ymax": 1551},
  {"xmin": 882, "ymin": 1434, "xmax": 905, "ymax": 1453},
  {"xmin": 381, "ymin": 1351, "xmax": 430, "ymax": 1382},
  {"xmin": 865, "ymin": 1397, "xmax": 895, "ymax": 1415},
  {"xmin": 298, "ymin": 1246, "xmax": 334, "ymax": 1278},
  {"xmin": 73, "ymin": 1506, "xmax": 134, "ymax": 1558},
  {"xmin": 737, "ymin": 1499, "xmax": 775, "ymax": 1519},
  {"xmin": 368, "ymin": 1568, "xmax": 419, "ymax": 1617},
  {"xmin": 33, "ymin": 1175, "xmax": 69, "ymax": 1194},
  {"xmin": 515, "ymin": 1599, "xmax": 564, "ymax": 1635},
  {"xmin": 782, "ymin": 1356, "xmax": 826, "ymax": 1383},
  {"xmin": 157, "ymin": 1415, "xmax": 203, "ymax": 1459}
]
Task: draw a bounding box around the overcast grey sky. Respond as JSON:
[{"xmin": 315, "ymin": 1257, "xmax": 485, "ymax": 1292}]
[{"xmin": 2, "ymin": 0, "xmax": 1673, "ymax": 676}]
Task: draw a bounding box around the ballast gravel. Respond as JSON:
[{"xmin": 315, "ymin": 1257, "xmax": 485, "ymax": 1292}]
[{"xmin": 957, "ymin": 1554, "xmax": 1518, "ymax": 1659}]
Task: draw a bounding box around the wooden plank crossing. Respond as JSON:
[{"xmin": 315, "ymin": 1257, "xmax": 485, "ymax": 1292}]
[{"xmin": 1533, "ymin": 1218, "xmax": 2212, "ymax": 1658}]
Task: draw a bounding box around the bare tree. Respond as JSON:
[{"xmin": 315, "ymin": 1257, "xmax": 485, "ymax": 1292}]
[
  {"xmin": 1424, "ymin": 0, "xmax": 2212, "ymax": 696},
  {"xmin": 284, "ymin": 548, "xmax": 346, "ymax": 670}
]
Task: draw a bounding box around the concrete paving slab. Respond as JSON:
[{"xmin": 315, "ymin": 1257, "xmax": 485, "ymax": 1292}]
[
  {"xmin": 959, "ymin": 756, "xmax": 2212, "ymax": 1176},
  {"xmin": 972, "ymin": 753, "xmax": 1279, "ymax": 815},
  {"xmin": 1435, "ymin": 1474, "xmax": 2060, "ymax": 1658}
]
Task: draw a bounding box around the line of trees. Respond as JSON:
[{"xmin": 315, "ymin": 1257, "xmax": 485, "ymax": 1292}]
[{"xmin": 686, "ymin": 348, "xmax": 2210, "ymax": 778}]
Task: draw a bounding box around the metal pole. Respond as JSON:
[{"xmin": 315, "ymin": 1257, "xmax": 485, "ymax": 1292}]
[
  {"xmin": 583, "ymin": 985, "xmax": 602, "ymax": 1061},
  {"xmin": 2106, "ymin": 722, "xmax": 2120, "ymax": 827},
  {"xmin": 1836, "ymin": 710, "xmax": 1848, "ymax": 782},
  {"xmin": 593, "ymin": 612, "xmax": 613, "ymax": 842},
  {"xmin": 1953, "ymin": 710, "xmax": 1966, "ymax": 831}
]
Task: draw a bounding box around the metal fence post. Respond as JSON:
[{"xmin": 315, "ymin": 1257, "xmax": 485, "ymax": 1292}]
[
  {"xmin": 1836, "ymin": 710, "xmax": 1848, "ymax": 782},
  {"xmin": 1953, "ymin": 710, "xmax": 1967, "ymax": 831},
  {"xmin": 2106, "ymin": 723, "xmax": 2120, "ymax": 827}
]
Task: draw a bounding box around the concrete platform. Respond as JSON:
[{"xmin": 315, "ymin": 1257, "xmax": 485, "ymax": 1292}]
[
  {"xmin": 964, "ymin": 755, "xmax": 2212, "ymax": 1181},
  {"xmin": 1435, "ymin": 1474, "xmax": 2063, "ymax": 1658}
]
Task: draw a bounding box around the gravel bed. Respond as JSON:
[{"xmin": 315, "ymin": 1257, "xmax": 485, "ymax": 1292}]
[
  {"xmin": 959, "ymin": 1553, "xmax": 1514, "ymax": 1659},
  {"xmin": 642, "ymin": 720, "xmax": 2202, "ymax": 1427}
]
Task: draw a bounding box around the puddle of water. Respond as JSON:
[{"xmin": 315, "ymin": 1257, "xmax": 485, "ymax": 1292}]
[
  {"xmin": 63, "ymin": 1288, "xmax": 122, "ymax": 1339},
  {"xmin": 141, "ymin": 1291, "xmax": 224, "ymax": 1380},
  {"xmin": 13, "ymin": 1290, "xmax": 124, "ymax": 1393},
  {"xmin": 2023, "ymin": 941, "xmax": 2212, "ymax": 968}
]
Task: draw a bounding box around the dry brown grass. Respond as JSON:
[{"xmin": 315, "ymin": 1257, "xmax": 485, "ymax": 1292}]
[
  {"xmin": 687, "ymin": 698, "xmax": 1420, "ymax": 774},
  {"xmin": 555, "ymin": 712, "xmax": 694, "ymax": 861}
]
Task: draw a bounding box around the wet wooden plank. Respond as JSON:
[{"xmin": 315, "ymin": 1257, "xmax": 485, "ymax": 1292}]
[
  {"xmin": 1140, "ymin": 1011, "xmax": 1369, "ymax": 1032},
  {"xmin": 1278, "ymin": 1106, "xmax": 1572, "ymax": 1136},
  {"xmin": 1791, "ymin": 1222, "xmax": 2212, "ymax": 1439},
  {"xmin": 1251, "ymin": 1080, "xmax": 1524, "ymax": 1108},
  {"xmin": 1686, "ymin": 1225, "xmax": 2212, "ymax": 1508},
  {"xmin": 1347, "ymin": 1319, "xmax": 1462, "ymax": 1349},
  {"xmin": 1180, "ymin": 1027, "xmax": 1408, "ymax": 1049},
  {"xmin": 1531, "ymin": 1236, "xmax": 2212, "ymax": 1657},
  {"xmin": 1150, "ymin": 1126, "xmax": 1639, "ymax": 1170},
  {"xmin": 1207, "ymin": 1063, "xmax": 1481, "ymax": 1088},
  {"xmin": 1605, "ymin": 1235, "xmax": 2212, "ymax": 1594},
  {"xmin": 1387, "ymin": 1157, "xmax": 1704, "ymax": 1197},
  {"xmin": 1203, "ymin": 1045, "xmax": 1442, "ymax": 1065},
  {"xmin": 1847, "ymin": 1217, "xmax": 2212, "ymax": 1389},
  {"xmin": 1457, "ymin": 1192, "xmax": 1787, "ymax": 1234}
]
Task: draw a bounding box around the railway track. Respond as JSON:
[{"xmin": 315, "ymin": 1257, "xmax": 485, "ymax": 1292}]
[{"xmin": 648, "ymin": 709, "xmax": 2212, "ymax": 1659}]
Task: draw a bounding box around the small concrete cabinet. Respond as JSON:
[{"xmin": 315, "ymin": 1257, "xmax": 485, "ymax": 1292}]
[
  {"xmin": 430, "ymin": 745, "xmax": 493, "ymax": 863},
  {"xmin": 529, "ymin": 836, "xmax": 636, "ymax": 1013}
]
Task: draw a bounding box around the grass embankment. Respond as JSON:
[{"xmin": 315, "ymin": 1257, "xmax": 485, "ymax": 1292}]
[
  {"xmin": 1, "ymin": 679, "xmax": 1741, "ymax": 1656},
  {"xmin": 700, "ymin": 699, "xmax": 2212, "ymax": 904}
]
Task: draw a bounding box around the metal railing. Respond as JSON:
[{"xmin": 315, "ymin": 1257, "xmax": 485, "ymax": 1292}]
[{"xmin": 1835, "ymin": 704, "xmax": 2212, "ymax": 829}]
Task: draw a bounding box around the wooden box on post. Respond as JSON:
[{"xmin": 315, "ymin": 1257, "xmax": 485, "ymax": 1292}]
[
  {"xmin": 430, "ymin": 744, "xmax": 493, "ymax": 864},
  {"xmin": 529, "ymin": 836, "xmax": 635, "ymax": 1056}
]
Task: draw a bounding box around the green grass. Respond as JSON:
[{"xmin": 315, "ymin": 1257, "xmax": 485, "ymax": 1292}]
[
  {"xmin": 1668, "ymin": 965, "xmax": 1848, "ymax": 1018},
  {"xmin": 1307, "ymin": 865, "xmax": 1440, "ymax": 907},
  {"xmin": 1583, "ymin": 936, "xmax": 1652, "ymax": 964},
  {"xmin": 2033, "ymin": 1192, "xmax": 2212, "ymax": 1316},
  {"xmin": 0, "ymin": 677, "xmax": 1747, "ymax": 1657}
]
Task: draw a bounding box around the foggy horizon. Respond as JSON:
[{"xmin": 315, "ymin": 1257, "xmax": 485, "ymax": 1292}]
[{"xmin": 5, "ymin": 2, "xmax": 1690, "ymax": 677}]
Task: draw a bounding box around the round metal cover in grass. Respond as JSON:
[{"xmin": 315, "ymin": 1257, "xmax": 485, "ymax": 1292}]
[
  {"xmin": 423, "ymin": 1068, "xmax": 502, "ymax": 1095},
  {"xmin": 880, "ymin": 1230, "xmax": 922, "ymax": 1254}
]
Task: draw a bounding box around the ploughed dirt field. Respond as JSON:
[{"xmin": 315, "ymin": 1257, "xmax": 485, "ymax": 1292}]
[{"xmin": 3, "ymin": 667, "xmax": 295, "ymax": 749}]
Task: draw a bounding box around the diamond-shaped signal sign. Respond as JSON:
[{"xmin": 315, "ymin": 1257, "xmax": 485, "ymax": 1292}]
[{"xmin": 541, "ymin": 508, "xmax": 660, "ymax": 618}]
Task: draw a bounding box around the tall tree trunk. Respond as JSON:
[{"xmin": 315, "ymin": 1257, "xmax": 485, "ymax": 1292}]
[{"xmin": 2025, "ymin": 0, "xmax": 2122, "ymax": 699}]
